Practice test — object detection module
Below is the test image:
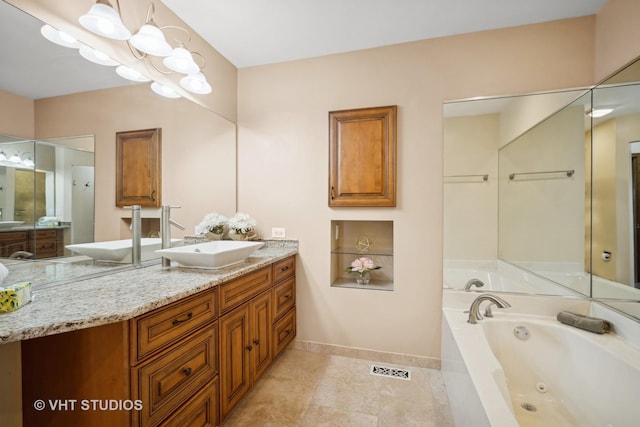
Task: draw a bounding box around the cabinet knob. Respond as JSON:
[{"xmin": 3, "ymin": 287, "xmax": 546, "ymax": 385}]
[
  {"xmin": 246, "ymin": 345, "xmax": 253, "ymax": 351},
  {"xmin": 172, "ymin": 312, "xmax": 193, "ymax": 326},
  {"xmin": 183, "ymin": 367, "xmax": 192, "ymax": 376},
  {"xmin": 330, "ymin": 186, "xmax": 335, "ymax": 200},
  {"xmin": 280, "ymin": 266, "xmax": 289, "ymax": 272},
  {"xmin": 285, "ymin": 329, "xmax": 291, "ymax": 336},
  {"xmin": 253, "ymin": 339, "xmax": 260, "ymax": 345},
  {"xmin": 284, "ymin": 294, "xmax": 291, "ymax": 300}
]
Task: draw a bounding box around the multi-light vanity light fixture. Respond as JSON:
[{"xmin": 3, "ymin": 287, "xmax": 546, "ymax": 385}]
[
  {"xmin": 0, "ymin": 151, "xmax": 35, "ymax": 169},
  {"xmin": 40, "ymin": 0, "xmax": 212, "ymax": 98}
]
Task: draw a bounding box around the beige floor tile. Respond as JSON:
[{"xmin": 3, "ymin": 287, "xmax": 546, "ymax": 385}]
[{"xmin": 220, "ymin": 349, "xmax": 454, "ymax": 426}]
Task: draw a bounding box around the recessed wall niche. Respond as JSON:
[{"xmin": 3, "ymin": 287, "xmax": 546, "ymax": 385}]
[{"xmin": 331, "ymin": 220, "xmax": 394, "ymax": 290}]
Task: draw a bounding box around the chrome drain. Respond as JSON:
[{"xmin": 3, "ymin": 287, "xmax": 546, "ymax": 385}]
[{"xmin": 521, "ymin": 402, "xmax": 537, "ymax": 412}]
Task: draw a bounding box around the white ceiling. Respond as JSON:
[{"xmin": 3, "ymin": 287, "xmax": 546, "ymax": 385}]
[
  {"xmin": 0, "ymin": 0, "xmax": 609, "ymax": 99},
  {"xmin": 161, "ymin": 0, "xmax": 608, "ymax": 68}
]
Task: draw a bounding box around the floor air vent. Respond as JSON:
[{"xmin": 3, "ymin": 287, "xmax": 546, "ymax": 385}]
[{"xmin": 370, "ymin": 365, "xmax": 411, "ymax": 381}]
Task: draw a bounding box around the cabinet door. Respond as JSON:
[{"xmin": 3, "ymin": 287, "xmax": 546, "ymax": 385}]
[
  {"xmin": 250, "ymin": 291, "xmax": 273, "ymax": 382},
  {"xmin": 116, "ymin": 128, "xmax": 161, "ymax": 207},
  {"xmin": 329, "ymin": 105, "xmax": 397, "ymax": 207},
  {"xmin": 219, "ymin": 304, "xmax": 251, "ymax": 420}
]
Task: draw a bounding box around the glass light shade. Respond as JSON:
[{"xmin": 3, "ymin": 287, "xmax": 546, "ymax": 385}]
[
  {"xmin": 79, "ymin": 45, "xmax": 119, "ymax": 66},
  {"xmin": 9, "ymin": 153, "xmax": 21, "ymax": 163},
  {"xmin": 163, "ymin": 47, "xmax": 199, "ymax": 74},
  {"xmin": 180, "ymin": 72, "xmax": 212, "ymax": 95},
  {"xmin": 79, "ymin": 3, "xmax": 131, "ymax": 40},
  {"xmin": 116, "ymin": 65, "xmax": 151, "ymax": 82},
  {"xmin": 0, "ymin": 152, "xmax": 7, "ymax": 161},
  {"xmin": 40, "ymin": 25, "xmax": 80, "ymax": 49},
  {"xmin": 151, "ymin": 81, "xmax": 181, "ymax": 99},
  {"xmin": 130, "ymin": 24, "xmax": 172, "ymax": 57}
]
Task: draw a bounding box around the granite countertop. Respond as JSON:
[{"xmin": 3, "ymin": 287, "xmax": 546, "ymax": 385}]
[{"xmin": 0, "ymin": 240, "xmax": 298, "ymax": 344}]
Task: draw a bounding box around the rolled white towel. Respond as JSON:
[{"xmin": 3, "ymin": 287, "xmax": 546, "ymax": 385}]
[{"xmin": 0, "ymin": 263, "xmax": 8, "ymax": 284}]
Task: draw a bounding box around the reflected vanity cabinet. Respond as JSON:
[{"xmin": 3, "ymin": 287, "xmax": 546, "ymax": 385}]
[
  {"xmin": 116, "ymin": 128, "xmax": 162, "ymax": 207},
  {"xmin": 328, "ymin": 105, "xmax": 397, "ymax": 207}
]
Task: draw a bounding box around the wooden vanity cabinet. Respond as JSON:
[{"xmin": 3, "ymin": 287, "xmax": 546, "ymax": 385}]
[
  {"xmin": 22, "ymin": 288, "xmax": 220, "ymax": 427},
  {"xmin": 219, "ymin": 256, "xmax": 297, "ymax": 422},
  {"xmin": 21, "ymin": 255, "xmax": 297, "ymax": 427}
]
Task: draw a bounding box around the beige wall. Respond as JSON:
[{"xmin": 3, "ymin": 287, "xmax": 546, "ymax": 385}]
[
  {"xmin": 0, "ymin": 89, "xmax": 34, "ymax": 138},
  {"xmin": 237, "ymin": 17, "xmax": 596, "ymax": 360},
  {"xmin": 595, "ymin": 0, "xmax": 640, "ymax": 82},
  {"xmin": 34, "ymin": 84, "xmax": 237, "ymax": 240}
]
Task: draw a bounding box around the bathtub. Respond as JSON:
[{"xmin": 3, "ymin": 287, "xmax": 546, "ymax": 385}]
[
  {"xmin": 441, "ymin": 303, "xmax": 640, "ymax": 427},
  {"xmin": 444, "ymin": 260, "xmax": 578, "ymax": 296}
]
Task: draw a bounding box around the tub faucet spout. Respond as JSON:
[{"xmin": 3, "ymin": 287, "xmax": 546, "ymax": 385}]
[
  {"xmin": 467, "ymin": 294, "xmax": 511, "ymax": 324},
  {"xmin": 464, "ymin": 278, "xmax": 485, "ymax": 291}
]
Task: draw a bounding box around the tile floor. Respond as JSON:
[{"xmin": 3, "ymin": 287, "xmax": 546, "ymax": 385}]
[{"xmin": 221, "ymin": 349, "xmax": 455, "ymax": 426}]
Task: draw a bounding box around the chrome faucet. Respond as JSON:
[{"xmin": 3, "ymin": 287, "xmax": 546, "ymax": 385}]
[
  {"xmin": 464, "ymin": 278, "xmax": 485, "ymax": 291},
  {"xmin": 467, "ymin": 294, "xmax": 511, "ymax": 324},
  {"xmin": 130, "ymin": 205, "xmax": 142, "ymax": 266},
  {"xmin": 161, "ymin": 205, "xmax": 186, "ymax": 267}
]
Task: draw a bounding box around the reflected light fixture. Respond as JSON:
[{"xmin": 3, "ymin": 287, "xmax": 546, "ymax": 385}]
[
  {"xmin": 180, "ymin": 72, "xmax": 212, "ymax": 95},
  {"xmin": 79, "ymin": 45, "xmax": 119, "ymax": 66},
  {"xmin": 0, "ymin": 152, "xmax": 6, "ymax": 161},
  {"xmin": 151, "ymin": 81, "xmax": 181, "ymax": 98},
  {"xmin": 116, "ymin": 65, "xmax": 151, "ymax": 82},
  {"xmin": 8, "ymin": 153, "xmax": 22, "ymax": 163},
  {"xmin": 21, "ymin": 153, "xmax": 35, "ymax": 169},
  {"xmin": 79, "ymin": 0, "xmax": 131, "ymax": 40},
  {"xmin": 40, "ymin": 25, "xmax": 81, "ymax": 49},
  {"xmin": 588, "ymin": 108, "xmax": 614, "ymax": 118}
]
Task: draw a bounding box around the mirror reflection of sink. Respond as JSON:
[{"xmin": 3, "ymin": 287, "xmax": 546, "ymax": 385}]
[
  {"xmin": 66, "ymin": 238, "xmax": 183, "ymax": 263},
  {"xmin": 156, "ymin": 241, "xmax": 265, "ymax": 269},
  {"xmin": 0, "ymin": 221, "xmax": 25, "ymax": 230}
]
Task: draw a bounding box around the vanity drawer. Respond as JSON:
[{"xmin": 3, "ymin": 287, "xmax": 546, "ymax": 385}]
[
  {"xmin": 133, "ymin": 324, "xmax": 218, "ymax": 427},
  {"xmin": 273, "ymin": 307, "xmax": 296, "ymax": 357},
  {"xmin": 159, "ymin": 377, "xmax": 219, "ymax": 427},
  {"xmin": 272, "ymin": 256, "xmax": 295, "ymax": 284},
  {"xmin": 218, "ymin": 266, "xmax": 272, "ymax": 314},
  {"xmin": 132, "ymin": 289, "xmax": 218, "ymax": 362},
  {"xmin": 273, "ymin": 276, "xmax": 295, "ymax": 321}
]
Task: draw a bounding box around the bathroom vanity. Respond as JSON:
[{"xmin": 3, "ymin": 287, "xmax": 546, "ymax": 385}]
[{"xmin": 0, "ymin": 242, "xmax": 297, "ymax": 427}]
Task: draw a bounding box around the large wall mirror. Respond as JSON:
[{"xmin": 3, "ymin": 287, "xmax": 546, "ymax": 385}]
[
  {"xmin": 444, "ymin": 57, "xmax": 640, "ymax": 323},
  {"xmin": 0, "ymin": 1, "xmax": 237, "ymax": 286}
]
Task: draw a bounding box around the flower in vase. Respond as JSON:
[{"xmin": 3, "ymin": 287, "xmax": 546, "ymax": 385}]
[
  {"xmin": 345, "ymin": 257, "xmax": 381, "ymax": 274},
  {"xmin": 228, "ymin": 212, "xmax": 257, "ymax": 235},
  {"xmin": 195, "ymin": 212, "xmax": 228, "ymax": 235}
]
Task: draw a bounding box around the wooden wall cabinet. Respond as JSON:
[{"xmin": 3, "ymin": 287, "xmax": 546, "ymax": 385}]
[
  {"xmin": 329, "ymin": 105, "xmax": 397, "ymax": 207},
  {"xmin": 116, "ymin": 128, "xmax": 162, "ymax": 207}
]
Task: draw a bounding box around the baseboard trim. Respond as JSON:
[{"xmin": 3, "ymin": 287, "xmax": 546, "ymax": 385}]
[{"xmin": 291, "ymin": 339, "xmax": 440, "ymax": 370}]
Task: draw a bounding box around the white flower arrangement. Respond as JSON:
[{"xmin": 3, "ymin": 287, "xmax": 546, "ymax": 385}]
[
  {"xmin": 228, "ymin": 212, "xmax": 256, "ymax": 234},
  {"xmin": 195, "ymin": 212, "xmax": 228, "ymax": 235}
]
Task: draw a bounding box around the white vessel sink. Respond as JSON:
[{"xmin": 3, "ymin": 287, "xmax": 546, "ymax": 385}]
[
  {"xmin": 0, "ymin": 221, "xmax": 25, "ymax": 230},
  {"xmin": 66, "ymin": 238, "xmax": 183, "ymax": 263},
  {"xmin": 156, "ymin": 241, "xmax": 265, "ymax": 269}
]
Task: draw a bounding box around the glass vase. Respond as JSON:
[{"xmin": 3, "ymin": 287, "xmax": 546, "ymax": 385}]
[{"xmin": 356, "ymin": 271, "xmax": 370, "ymax": 285}]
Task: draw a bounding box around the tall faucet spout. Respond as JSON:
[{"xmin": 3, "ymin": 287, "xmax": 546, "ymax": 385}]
[
  {"xmin": 161, "ymin": 205, "xmax": 183, "ymax": 267},
  {"xmin": 130, "ymin": 205, "xmax": 142, "ymax": 266},
  {"xmin": 464, "ymin": 278, "xmax": 485, "ymax": 291},
  {"xmin": 467, "ymin": 293, "xmax": 511, "ymax": 324}
]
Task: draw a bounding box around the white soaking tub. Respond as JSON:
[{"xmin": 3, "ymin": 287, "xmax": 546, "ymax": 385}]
[{"xmin": 441, "ymin": 305, "xmax": 640, "ymax": 427}]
